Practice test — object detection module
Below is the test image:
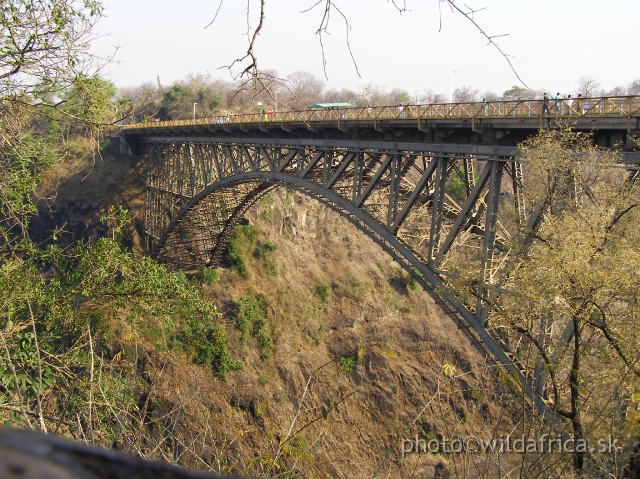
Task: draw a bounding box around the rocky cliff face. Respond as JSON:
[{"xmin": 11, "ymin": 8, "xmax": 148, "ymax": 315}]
[
  {"xmin": 32, "ymin": 144, "xmax": 525, "ymax": 478},
  {"xmin": 135, "ymin": 188, "xmax": 525, "ymax": 477}
]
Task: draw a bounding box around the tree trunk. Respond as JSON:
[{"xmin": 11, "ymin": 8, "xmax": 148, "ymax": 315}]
[{"xmin": 570, "ymin": 316, "xmax": 585, "ymax": 473}]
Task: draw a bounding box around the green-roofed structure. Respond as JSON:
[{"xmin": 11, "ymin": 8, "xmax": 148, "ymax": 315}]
[{"xmin": 310, "ymin": 103, "xmax": 353, "ymax": 109}]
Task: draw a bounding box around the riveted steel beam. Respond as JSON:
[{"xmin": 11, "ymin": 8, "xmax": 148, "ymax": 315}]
[
  {"xmin": 433, "ymin": 162, "xmax": 493, "ymax": 266},
  {"xmin": 427, "ymin": 157, "xmax": 450, "ymax": 267},
  {"xmin": 354, "ymin": 153, "xmax": 393, "ymax": 208},
  {"xmin": 475, "ymin": 161, "xmax": 504, "ymax": 324},
  {"xmin": 390, "ymin": 155, "xmax": 439, "ymax": 234}
]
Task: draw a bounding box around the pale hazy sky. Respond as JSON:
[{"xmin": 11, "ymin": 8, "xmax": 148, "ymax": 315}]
[{"xmin": 93, "ymin": 0, "xmax": 640, "ymax": 98}]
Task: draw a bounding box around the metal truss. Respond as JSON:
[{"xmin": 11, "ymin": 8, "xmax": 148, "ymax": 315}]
[{"xmin": 142, "ymin": 136, "xmax": 558, "ymax": 415}]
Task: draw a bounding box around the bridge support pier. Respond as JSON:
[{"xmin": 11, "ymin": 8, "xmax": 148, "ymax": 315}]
[{"xmin": 119, "ymin": 130, "xmax": 132, "ymax": 155}]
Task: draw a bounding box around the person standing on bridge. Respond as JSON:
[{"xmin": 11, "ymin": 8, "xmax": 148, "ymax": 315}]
[
  {"xmin": 574, "ymin": 94, "xmax": 583, "ymax": 115},
  {"xmin": 555, "ymin": 92, "xmax": 561, "ymax": 114},
  {"xmin": 542, "ymin": 93, "xmax": 550, "ymax": 115}
]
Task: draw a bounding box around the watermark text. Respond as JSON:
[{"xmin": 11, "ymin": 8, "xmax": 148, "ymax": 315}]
[{"xmin": 401, "ymin": 434, "xmax": 619, "ymax": 457}]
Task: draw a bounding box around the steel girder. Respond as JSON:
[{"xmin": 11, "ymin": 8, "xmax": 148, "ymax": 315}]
[{"xmin": 142, "ymin": 137, "xmax": 554, "ymax": 417}]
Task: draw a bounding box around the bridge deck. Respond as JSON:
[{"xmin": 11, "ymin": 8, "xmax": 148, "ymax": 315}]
[{"xmin": 123, "ymin": 96, "xmax": 640, "ymax": 135}]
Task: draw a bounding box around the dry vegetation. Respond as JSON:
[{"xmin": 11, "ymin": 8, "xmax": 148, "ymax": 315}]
[{"xmin": 28, "ymin": 142, "xmax": 555, "ymax": 478}]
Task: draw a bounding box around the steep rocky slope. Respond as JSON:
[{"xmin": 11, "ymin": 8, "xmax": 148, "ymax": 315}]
[{"xmin": 33, "ymin": 141, "xmax": 528, "ymax": 478}]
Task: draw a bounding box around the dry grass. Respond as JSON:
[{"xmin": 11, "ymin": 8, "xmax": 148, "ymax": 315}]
[{"xmin": 34, "ymin": 148, "xmax": 529, "ymax": 477}]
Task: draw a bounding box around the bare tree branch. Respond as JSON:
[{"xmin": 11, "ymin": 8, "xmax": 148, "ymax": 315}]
[
  {"xmin": 209, "ymin": 0, "xmax": 531, "ymax": 105},
  {"xmin": 443, "ymin": 1, "xmax": 532, "ymax": 91},
  {"xmin": 302, "ymin": 1, "xmax": 361, "ymax": 80},
  {"xmin": 219, "ymin": 0, "xmax": 265, "ymax": 80},
  {"xmin": 203, "ymin": 0, "xmax": 225, "ymax": 29}
]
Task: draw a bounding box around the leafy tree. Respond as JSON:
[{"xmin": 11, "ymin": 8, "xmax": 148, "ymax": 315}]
[
  {"xmin": 196, "ymin": 87, "xmax": 221, "ymax": 116},
  {"xmin": 390, "ymin": 88, "xmax": 410, "ymax": 104},
  {"xmin": 0, "ymin": 0, "xmax": 240, "ymax": 444},
  {"xmin": 117, "ymin": 82, "xmax": 161, "ymax": 122},
  {"xmin": 0, "ymin": 1, "xmax": 114, "ymax": 249},
  {"xmin": 502, "ymin": 85, "xmax": 536, "ymax": 100},
  {"xmin": 0, "ymin": 0, "xmax": 103, "ymax": 99},
  {"xmin": 0, "ymin": 128, "xmax": 59, "ymax": 240},
  {"xmin": 158, "ymin": 83, "xmax": 220, "ymax": 119},
  {"xmin": 490, "ymin": 128, "xmax": 640, "ymax": 475},
  {"xmin": 158, "ymin": 84, "xmax": 194, "ymax": 120},
  {"xmin": 62, "ymin": 75, "xmax": 118, "ymax": 135}
]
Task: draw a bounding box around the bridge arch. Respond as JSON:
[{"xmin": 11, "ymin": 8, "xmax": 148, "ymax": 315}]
[
  {"xmin": 139, "ymin": 138, "xmax": 561, "ymax": 415},
  {"xmin": 154, "ymin": 168, "xmax": 545, "ymax": 409},
  {"xmin": 158, "ymin": 171, "xmax": 438, "ymax": 284}
]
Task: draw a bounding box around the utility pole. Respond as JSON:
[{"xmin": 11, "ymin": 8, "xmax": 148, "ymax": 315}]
[{"xmin": 193, "ymin": 102, "xmax": 197, "ymax": 119}]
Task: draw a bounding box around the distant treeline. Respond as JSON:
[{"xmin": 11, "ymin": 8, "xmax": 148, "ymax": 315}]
[{"xmin": 119, "ymin": 71, "xmax": 640, "ymax": 121}]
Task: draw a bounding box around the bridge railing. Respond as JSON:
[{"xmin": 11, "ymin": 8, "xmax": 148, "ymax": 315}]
[{"xmin": 122, "ymin": 96, "xmax": 640, "ymax": 131}]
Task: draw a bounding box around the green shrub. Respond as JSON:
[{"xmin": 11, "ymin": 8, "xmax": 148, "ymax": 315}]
[
  {"xmin": 311, "ymin": 326, "xmax": 328, "ymax": 345},
  {"xmin": 190, "ymin": 326, "xmax": 243, "ymax": 381},
  {"xmin": 235, "ymin": 290, "xmax": 273, "ymax": 359},
  {"xmin": 337, "ymin": 356, "xmax": 355, "ymax": 373},
  {"xmin": 445, "ymin": 171, "xmax": 477, "ymax": 201},
  {"xmin": 66, "ymin": 140, "xmax": 85, "ymax": 157},
  {"xmin": 257, "ymin": 331, "xmax": 274, "ymax": 359},
  {"xmin": 255, "ymin": 240, "xmax": 279, "ymax": 276},
  {"xmin": 285, "ymin": 434, "xmax": 309, "ymax": 461},
  {"xmin": 0, "ymin": 331, "xmax": 56, "ymax": 401},
  {"xmin": 235, "ymin": 290, "xmax": 266, "ymax": 343},
  {"xmin": 456, "ymin": 407, "xmax": 469, "ymax": 423},
  {"xmin": 417, "ymin": 424, "xmax": 437, "ymax": 442},
  {"xmin": 316, "ymin": 284, "xmax": 329, "ymax": 302},
  {"xmin": 261, "ymin": 207, "xmax": 273, "ymax": 221},
  {"xmin": 407, "ymin": 268, "xmax": 424, "ymax": 291},
  {"xmin": 467, "ymin": 386, "xmax": 481, "ymax": 402},
  {"xmin": 258, "ymin": 192, "xmax": 274, "ymax": 221},
  {"xmin": 445, "ymin": 174, "xmax": 468, "ymax": 200},
  {"xmin": 407, "ymin": 274, "xmax": 418, "ymax": 291},
  {"xmin": 197, "ymin": 265, "xmax": 219, "ymax": 284},
  {"xmin": 255, "ymin": 240, "xmax": 278, "ymax": 259},
  {"xmin": 226, "ymin": 225, "xmax": 260, "ymax": 278}
]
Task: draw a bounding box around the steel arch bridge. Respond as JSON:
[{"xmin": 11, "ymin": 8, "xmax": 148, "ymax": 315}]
[
  {"xmin": 126, "ymin": 98, "xmax": 640, "ymax": 416},
  {"xmin": 139, "ymin": 136, "xmax": 548, "ymax": 402}
]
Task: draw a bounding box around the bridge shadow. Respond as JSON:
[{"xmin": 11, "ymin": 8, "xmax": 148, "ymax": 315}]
[{"xmin": 30, "ymin": 139, "xmax": 147, "ymax": 251}]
